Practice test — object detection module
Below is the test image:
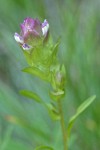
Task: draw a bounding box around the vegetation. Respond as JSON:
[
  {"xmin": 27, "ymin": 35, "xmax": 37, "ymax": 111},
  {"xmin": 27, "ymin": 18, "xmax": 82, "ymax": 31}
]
[{"xmin": 0, "ymin": 0, "xmax": 100, "ymax": 150}]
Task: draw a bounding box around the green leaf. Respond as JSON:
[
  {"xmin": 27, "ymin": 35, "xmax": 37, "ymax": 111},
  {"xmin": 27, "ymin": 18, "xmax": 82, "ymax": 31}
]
[
  {"xmin": 51, "ymin": 42, "xmax": 59, "ymax": 59},
  {"xmin": 46, "ymin": 103, "xmax": 60, "ymax": 121},
  {"xmin": 35, "ymin": 145, "xmax": 54, "ymax": 150},
  {"xmin": 52, "ymin": 38, "xmax": 60, "ymax": 58},
  {"xmin": 22, "ymin": 66, "xmax": 50, "ymax": 81},
  {"xmin": 50, "ymin": 90, "xmax": 64, "ymax": 101},
  {"xmin": 20, "ymin": 90, "xmax": 43, "ymax": 103},
  {"xmin": 67, "ymin": 95, "xmax": 96, "ymax": 137}
]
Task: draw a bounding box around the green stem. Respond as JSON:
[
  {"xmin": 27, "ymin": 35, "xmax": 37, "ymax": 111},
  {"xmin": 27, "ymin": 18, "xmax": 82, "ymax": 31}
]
[{"xmin": 58, "ymin": 100, "xmax": 68, "ymax": 150}]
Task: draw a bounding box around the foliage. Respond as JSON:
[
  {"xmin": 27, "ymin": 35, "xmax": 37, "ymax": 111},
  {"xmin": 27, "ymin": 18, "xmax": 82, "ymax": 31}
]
[{"xmin": 0, "ymin": 0, "xmax": 100, "ymax": 150}]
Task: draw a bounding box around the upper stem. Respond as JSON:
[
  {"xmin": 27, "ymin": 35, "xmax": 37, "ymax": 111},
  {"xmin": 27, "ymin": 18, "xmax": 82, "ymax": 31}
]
[{"xmin": 58, "ymin": 100, "xmax": 68, "ymax": 150}]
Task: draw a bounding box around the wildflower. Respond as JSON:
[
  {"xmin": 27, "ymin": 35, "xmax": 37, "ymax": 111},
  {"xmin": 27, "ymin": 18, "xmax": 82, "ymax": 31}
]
[{"xmin": 14, "ymin": 17, "xmax": 49, "ymax": 50}]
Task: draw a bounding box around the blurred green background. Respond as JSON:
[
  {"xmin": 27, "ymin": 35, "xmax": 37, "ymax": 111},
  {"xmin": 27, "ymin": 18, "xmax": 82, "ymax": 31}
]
[{"xmin": 0, "ymin": 0, "xmax": 100, "ymax": 150}]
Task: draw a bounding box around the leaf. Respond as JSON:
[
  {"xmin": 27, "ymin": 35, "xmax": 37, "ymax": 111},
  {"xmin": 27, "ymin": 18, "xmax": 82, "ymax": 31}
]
[
  {"xmin": 22, "ymin": 66, "xmax": 50, "ymax": 81},
  {"xmin": 35, "ymin": 145, "xmax": 54, "ymax": 150},
  {"xmin": 46, "ymin": 103, "xmax": 60, "ymax": 121},
  {"xmin": 67, "ymin": 95, "xmax": 96, "ymax": 137},
  {"xmin": 50, "ymin": 90, "xmax": 64, "ymax": 101},
  {"xmin": 52, "ymin": 42, "xmax": 59, "ymax": 58},
  {"xmin": 20, "ymin": 90, "xmax": 43, "ymax": 103},
  {"xmin": 20, "ymin": 90, "xmax": 61, "ymax": 120},
  {"xmin": 52, "ymin": 38, "xmax": 60, "ymax": 58}
]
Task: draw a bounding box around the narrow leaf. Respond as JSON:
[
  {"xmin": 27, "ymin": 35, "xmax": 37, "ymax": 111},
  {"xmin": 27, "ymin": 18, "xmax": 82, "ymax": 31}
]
[
  {"xmin": 46, "ymin": 103, "xmax": 60, "ymax": 120},
  {"xmin": 67, "ymin": 95, "xmax": 96, "ymax": 137},
  {"xmin": 22, "ymin": 67, "xmax": 50, "ymax": 81},
  {"xmin": 20, "ymin": 90, "xmax": 43, "ymax": 103}
]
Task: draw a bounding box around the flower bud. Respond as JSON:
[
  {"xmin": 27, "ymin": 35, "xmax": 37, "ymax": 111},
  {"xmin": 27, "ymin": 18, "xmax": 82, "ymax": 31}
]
[
  {"xmin": 14, "ymin": 17, "xmax": 49, "ymax": 50},
  {"xmin": 55, "ymin": 65, "xmax": 66, "ymax": 90}
]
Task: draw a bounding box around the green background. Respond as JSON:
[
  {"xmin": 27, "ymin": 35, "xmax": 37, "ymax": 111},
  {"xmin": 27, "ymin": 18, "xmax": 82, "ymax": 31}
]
[{"xmin": 0, "ymin": 0, "xmax": 100, "ymax": 149}]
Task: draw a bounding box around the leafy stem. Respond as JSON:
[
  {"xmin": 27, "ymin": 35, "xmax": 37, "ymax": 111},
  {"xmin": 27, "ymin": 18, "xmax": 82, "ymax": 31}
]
[{"xmin": 58, "ymin": 100, "xmax": 68, "ymax": 150}]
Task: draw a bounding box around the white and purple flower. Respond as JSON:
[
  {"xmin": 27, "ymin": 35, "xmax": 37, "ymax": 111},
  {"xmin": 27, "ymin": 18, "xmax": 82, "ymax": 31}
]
[
  {"xmin": 14, "ymin": 17, "xmax": 49, "ymax": 50},
  {"xmin": 42, "ymin": 19, "xmax": 49, "ymax": 36}
]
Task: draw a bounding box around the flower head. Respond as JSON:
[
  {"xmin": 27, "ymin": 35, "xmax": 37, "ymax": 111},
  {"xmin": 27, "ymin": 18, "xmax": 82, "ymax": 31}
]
[{"xmin": 14, "ymin": 17, "xmax": 49, "ymax": 50}]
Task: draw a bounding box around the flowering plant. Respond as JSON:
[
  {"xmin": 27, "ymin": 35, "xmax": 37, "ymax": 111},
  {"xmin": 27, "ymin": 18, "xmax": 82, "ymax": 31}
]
[{"xmin": 14, "ymin": 17, "xmax": 96, "ymax": 150}]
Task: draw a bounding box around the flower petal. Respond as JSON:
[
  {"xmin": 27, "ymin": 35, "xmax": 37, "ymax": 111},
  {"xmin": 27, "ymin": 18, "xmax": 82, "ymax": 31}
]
[
  {"xmin": 20, "ymin": 18, "xmax": 42, "ymax": 38},
  {"xmin": 14, "ymin": 33, "xmax": 24, "ymax": 44},
  {"xmin": 42, "ymin": 19, "xmax": 49, "ymax": 36},
  {"xmin": 22, "ymin": 43, "xmax": 32, "ymax": 50}
]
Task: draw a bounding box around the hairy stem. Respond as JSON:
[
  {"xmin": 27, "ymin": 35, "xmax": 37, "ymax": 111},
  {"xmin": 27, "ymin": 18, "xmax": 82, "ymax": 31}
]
[{"xmin": 58, "ymin": 100, "xmax": 68, "ymax": 150}]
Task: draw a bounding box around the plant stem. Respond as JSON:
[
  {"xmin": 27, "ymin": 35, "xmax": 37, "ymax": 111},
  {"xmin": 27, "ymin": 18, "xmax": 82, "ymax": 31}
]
[{"xmin": 58, "ymin": 100, "xmax": 68, "ymax": 150}]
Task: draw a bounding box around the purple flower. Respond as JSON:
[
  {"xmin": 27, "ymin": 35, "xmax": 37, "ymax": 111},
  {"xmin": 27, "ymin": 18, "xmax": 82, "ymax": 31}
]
[{"xmin": 14, "ymin": 17, "xmax": 49, "ymax": 50}]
